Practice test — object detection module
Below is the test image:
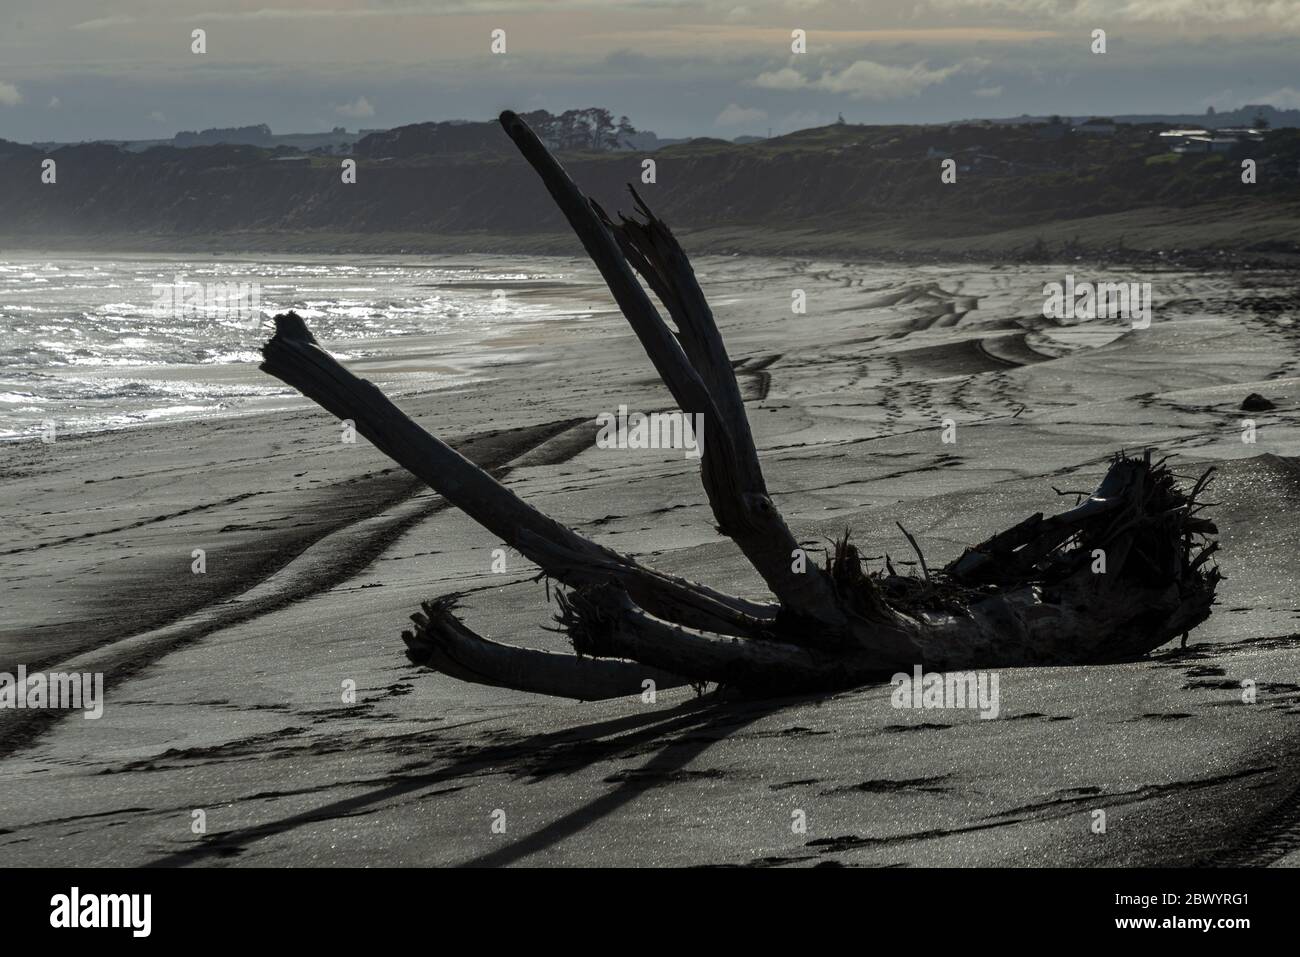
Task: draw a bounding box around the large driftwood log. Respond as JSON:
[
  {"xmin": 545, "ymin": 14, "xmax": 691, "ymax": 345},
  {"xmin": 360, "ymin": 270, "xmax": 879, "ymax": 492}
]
[{"xmin": 259, "ymin": 110, "xmax": 1220, "ymax": 700}]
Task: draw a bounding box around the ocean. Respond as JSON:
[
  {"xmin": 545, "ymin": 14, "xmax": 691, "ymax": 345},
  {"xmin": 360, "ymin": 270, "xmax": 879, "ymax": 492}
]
[{"xmin": 0, "ymin": 252, "xmax": 591, "ymax": 439}]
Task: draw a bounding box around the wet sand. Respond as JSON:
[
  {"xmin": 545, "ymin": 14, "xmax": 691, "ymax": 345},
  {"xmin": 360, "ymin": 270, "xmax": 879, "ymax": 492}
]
[{"xmin": 1, "ymin": 256, "xmax": 1298, "ymax": 866}]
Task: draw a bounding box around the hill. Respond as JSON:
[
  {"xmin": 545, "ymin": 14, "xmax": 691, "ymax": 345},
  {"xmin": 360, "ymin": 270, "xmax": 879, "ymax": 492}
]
[{"xmin": 4, "ymin": 119, "xmax": 1300, "ymax": 263}]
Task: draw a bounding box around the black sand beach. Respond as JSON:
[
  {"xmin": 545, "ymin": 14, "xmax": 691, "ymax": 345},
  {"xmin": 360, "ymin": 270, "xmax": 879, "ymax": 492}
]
[{"xmin": 2, "ymin": 255, "xmax": 1297, "ymax": 866}]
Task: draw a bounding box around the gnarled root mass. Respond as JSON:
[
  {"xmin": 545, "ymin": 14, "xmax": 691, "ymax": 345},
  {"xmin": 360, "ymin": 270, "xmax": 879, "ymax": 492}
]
[{"xmin": 261, "ymin": 110, "xmax": 1220, "ymax": 701}]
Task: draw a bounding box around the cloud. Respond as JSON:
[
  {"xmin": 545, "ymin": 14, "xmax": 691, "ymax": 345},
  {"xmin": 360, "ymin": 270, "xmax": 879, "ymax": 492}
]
[
  {"xmin": 148, "ymin": 111, "xmax": 166, "ymax": 123},
  {"xmin": 72, "ymin": 15, "xmax": 139, "ymax": 32},
  {"xmin": 973, "ymin": 85, "xmax": 1004, "ymax": 97},
  {"xmin": 752, "ymin": 67, "xmax": 807, "ymax": 91},
  {"xmin": 754, "ymin": 59, "xmax": 971, "ymax": 100},
  {"xmin": 715, "ymin": 103, "xmax": 768, "ymax": 126},
  {"xmin": 1259, "ymin": 86, "xmax": 1300, "ymax": 109},
  {"xmin": 47, "ymin": 96, "xmax": 62, "ymax": 109},
  {"xmin": 0, "ymin": 82, "xmax": 22, "ymax": 107},
  {"xmin": 922, "ymin": 0, "xmax": 1300, "ymax": 32},
  {"xmin": 335, "ymin": 96, "xmax": 376, "ymax": 118}
]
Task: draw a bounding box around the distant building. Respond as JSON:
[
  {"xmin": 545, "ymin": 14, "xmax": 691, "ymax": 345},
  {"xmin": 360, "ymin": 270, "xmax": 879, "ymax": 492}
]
[
  {"xmin": 1216, "ymin": 127, "xmax": 1265, "ymax": 141},
  {"xmin": 1179, "ymin": 136, "xmax": 1237, "ymax": 154},
  {"xmin": 1159, "ymin": 128, "xmax": 1209, "ymax": 151},
  {"xmin": 1162, "ymin": 127, "xmax": 1261, "ymax": 153}
]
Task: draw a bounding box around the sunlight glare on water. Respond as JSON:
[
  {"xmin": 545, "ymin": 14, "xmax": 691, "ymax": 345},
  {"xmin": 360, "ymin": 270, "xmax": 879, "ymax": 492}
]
[{"xmin": 0, "ymin": 253, "xmax": 588, "ymax": 439}]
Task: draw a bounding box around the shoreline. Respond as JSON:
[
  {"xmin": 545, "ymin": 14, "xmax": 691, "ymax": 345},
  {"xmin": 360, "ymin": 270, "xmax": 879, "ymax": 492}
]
[{"xmin": 5, "ymin": 218, "xmax": 1300, "ymax": 271}]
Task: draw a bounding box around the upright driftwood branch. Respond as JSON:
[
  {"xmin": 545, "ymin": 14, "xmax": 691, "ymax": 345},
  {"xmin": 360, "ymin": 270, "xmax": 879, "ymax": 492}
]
[
  {"xmin": 497, "ymin": 111, "xmax": 721, "ymax": 429},
  {"xmin": 598, "ymin": 187, "xmax": 852, "ymax": 628},
  {"xmin": 500, "ymin": 110, "xmax": 849, "ymax": 639}
]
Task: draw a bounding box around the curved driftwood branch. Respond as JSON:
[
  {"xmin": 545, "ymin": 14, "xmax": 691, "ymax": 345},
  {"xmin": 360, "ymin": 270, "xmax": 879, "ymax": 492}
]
[{"xmin": 403, "ymin": 595, "xmax": 687, "ymax": 701}]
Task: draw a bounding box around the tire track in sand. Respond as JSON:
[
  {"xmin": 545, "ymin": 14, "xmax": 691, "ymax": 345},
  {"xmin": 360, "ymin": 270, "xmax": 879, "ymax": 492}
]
[{"xmin": 0, "ymin": 416, "xmax": 591, "ymax": 758}]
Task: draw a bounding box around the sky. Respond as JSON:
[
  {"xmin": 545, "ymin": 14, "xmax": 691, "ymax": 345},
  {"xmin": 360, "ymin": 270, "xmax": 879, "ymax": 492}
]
[{"xmin": 1, "ymin": 0, "xmax": 1298, "ymax": 143}]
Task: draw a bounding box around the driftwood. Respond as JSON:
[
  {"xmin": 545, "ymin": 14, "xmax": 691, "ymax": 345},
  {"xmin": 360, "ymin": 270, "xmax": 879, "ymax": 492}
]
[{"xmin": 259, "ymin": 110, "xmax": 1220, "ymax": 700}]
